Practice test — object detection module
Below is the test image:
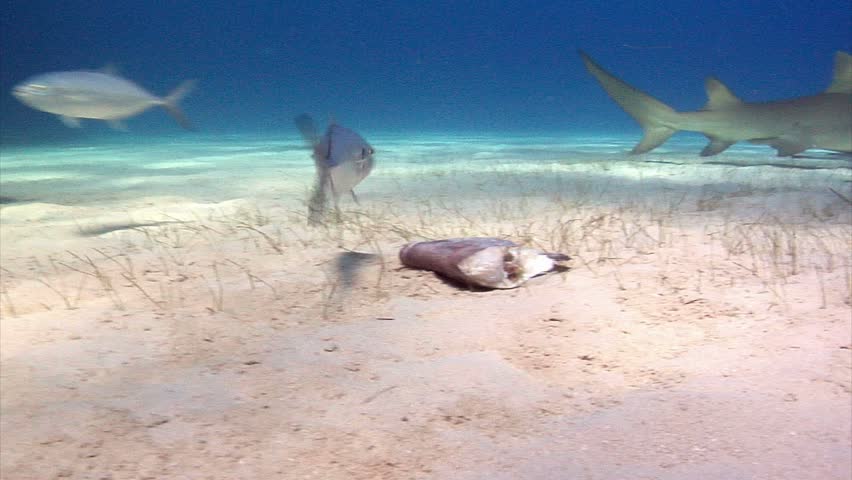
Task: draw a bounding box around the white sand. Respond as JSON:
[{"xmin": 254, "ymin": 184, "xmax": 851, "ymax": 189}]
[{"xmin": 1, "ymin": 133, "xmax": 850, "ymax": 479}]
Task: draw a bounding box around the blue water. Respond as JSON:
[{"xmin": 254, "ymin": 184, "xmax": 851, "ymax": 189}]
[
  {"xmin": 0, "ymin": 1, "xmax": 850, "ymax": 210},
  {"xmin": 1, "ymin": 0, "xmax": 850, "ymax": 143}
]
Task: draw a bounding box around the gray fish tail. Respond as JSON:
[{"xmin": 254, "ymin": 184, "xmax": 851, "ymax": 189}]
[
  {"xmin": 578, "ymin": 50, "xmax": 680, "ymax": 154},
  {"xmin": 161, "ymin": 80, "xmax": 196, "ymax": 130}
]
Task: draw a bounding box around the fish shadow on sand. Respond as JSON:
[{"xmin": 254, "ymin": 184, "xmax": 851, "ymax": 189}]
[
  {"xmin": 334, "ymin": 251, "xmax": 381, "ymax": 291},
  {"xmin": 700, "ymin": 160, "xmax": 851, "ymax": 171},
  {"xmin": 639, "ymin": 157, "xmax": 850, "ymax": 171},
  {"xmin": 0, "ymin": 195, "xmax": 26, "ymax": 205},
  {"xmin": 76, "ymin": 220, "xmax": 187, "ymax": 237},
  {"xmin": 322, "ymin": 251, "xmax": 384, "ymax": 317}
]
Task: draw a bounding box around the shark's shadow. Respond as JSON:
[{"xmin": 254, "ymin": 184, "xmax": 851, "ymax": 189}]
[
  {"xmin": 0, "ymin": 195, "xmax": 25, "ymax": 204},
  {"xmin": 701, "ymin": 160, "xmax": 851, "ymax": 171},
  {"xmin": 75, "ymin": 220, "xmax": 187, "ymax": 237}
]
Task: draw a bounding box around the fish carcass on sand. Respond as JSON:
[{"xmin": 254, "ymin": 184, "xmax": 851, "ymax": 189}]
[
  {"xmin": 579, "ymin": 50, "xmax": 852, "ymax": 156},
  {"xmin": 399, "ymin": 238, "xmax": 570, "ymax": 289},
  {"xmin": 294, "ymin": 114, "xmax": 375, "ymax": 224},
  {"xmin": 12, "ymin": 70, "xmax": 195, "ymax": 130}
]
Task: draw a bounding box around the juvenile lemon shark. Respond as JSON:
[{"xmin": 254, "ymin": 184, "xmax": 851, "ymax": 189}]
[{"xmin": 579, "ymin": 50, "xmax": 852, "ymax": 156}]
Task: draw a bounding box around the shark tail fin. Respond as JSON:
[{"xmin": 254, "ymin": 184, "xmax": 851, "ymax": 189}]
[
  {"xmin": 578, "ymin": 50, "xmax": 679, "ymax": 154},
  {"xmin": 161, "ymin": 80, "xmax": 196, "ymax": 130}
]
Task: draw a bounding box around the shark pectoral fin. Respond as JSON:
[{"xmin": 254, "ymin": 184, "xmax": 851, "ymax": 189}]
[
  {"xmin": 749, "ymin": 138, "xmax": 810, "ymax": 157},
  {"xmin": 107, "ymin": 120, "xmax": 128, "ymax": 131},
  {"xmin": 59, "ymin": 116, "xmax": 82, "ymax": 128},
  {"xmin": 631, "ymin": 126, "xmax": 676, "ymax": 154},
  {"xmin": 700, "ymin": 137, "xmax": 735, "ymax": 156},
  {"xmin": 350, "ymin": 190, "xmax": 360, "ymax": 205},
  {"xmin": 771, "ymin": 140, "xmax": 809, "ymax": 157},
  {"xmin": 704, "ymin": 78, "xmax": 742, "ymax": 110}
]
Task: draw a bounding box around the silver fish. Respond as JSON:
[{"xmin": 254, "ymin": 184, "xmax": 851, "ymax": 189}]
[
  {"xmin": 579, "ymin": 50, "xmax": 852, "ymax": 156},
  {"xmin": 12, "ymin": 70, "xmax": 195, "ymax": 130},
  {"xmin": 295, "ymin": 114, "xmax": 375, "ymax": 224}
]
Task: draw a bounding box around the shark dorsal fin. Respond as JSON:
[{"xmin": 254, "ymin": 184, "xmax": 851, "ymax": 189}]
[
  {"xmin": 704, "ymin": 77, "xmax": 742, "ymax": 110},
  {"xmin": 826, "ymin": 51, "xmax": 852, "ymax": 94}
]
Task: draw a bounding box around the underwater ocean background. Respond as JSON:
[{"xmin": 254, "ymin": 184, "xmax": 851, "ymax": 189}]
[
  {"xmin": 0, "ymin": 0, "xmax": 850, "ymax": 206},
  {"xmin": 3, "ymin": 3, "xmax": 852, "ymax": 479},
  {"xmin": 2, "ymin": 0, "xmax": 851, "ymax": 140}
]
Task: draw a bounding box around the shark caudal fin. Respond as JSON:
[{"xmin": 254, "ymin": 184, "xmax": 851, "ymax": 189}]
[{"xmin": 578, "ymin": 50, "xmax": 679, "ymax": 154}]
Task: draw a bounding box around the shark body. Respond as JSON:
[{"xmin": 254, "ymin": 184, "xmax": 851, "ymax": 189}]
[{"xmin": 579, "ymin": 50, "xmax": 852, "ymax": 156}]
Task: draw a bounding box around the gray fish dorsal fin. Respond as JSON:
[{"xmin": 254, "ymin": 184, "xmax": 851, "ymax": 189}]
[
  {"xmin": 703, "ymin": 77, "xmax": 742, "ymax": 110},
  {"xmin": 826, "ymin": 51, "xmax": 852, "ymax": 94}
]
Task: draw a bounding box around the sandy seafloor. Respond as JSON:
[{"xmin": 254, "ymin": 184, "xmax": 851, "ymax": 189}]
[{"xmin": 0, "ymin": 132, "xmax": 850, "ymax": 480}]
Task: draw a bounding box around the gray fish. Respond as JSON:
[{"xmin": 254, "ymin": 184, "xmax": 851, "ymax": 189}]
[
  {"xmin": 579, "ymin": 50, "xmax": 852, "ymax": 156},
  {"xmin": 295, "ymin": 114, "xmax": 375, "ymax": 224},
  {"xmin": 12, "ymin": 70, "xmax": 195, "ymax": 130}
]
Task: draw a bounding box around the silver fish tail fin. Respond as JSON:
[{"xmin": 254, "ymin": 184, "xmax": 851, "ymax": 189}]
[
  {"xmin": 578, "ymin": 50, "xmax": 679, "ymax": 154},
  {"xmin": 161, "ymin": 80, "xmax": 196, "ymax": 130}
]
